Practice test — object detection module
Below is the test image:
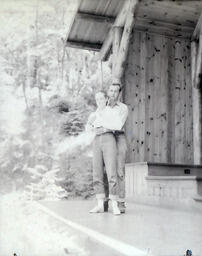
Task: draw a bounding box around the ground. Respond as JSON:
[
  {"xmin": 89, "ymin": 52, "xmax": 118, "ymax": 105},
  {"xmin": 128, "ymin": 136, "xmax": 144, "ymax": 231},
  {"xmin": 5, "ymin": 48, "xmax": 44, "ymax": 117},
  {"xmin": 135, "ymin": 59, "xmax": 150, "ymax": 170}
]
[
  {"xmin": 0, "ymin": 193, "xmax": 88, "ymax": 256},
  {"xmin": 1, "ymin": 193, "xmax": 202, "ymax": 256},
  {"xmin": 39, "ymin": 200, "xmax": 202, "ymax": 256}
]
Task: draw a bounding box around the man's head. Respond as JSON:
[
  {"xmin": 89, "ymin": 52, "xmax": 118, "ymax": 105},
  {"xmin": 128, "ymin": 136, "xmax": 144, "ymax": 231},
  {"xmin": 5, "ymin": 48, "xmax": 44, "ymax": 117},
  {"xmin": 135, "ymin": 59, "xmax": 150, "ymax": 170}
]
[
  {"xmin": 95, "ymin": 91, "xmax": 107, "ymax": 109},
  {"xmin": 107, "ymin": 83, "xmax": 121, "ymax": 102}
]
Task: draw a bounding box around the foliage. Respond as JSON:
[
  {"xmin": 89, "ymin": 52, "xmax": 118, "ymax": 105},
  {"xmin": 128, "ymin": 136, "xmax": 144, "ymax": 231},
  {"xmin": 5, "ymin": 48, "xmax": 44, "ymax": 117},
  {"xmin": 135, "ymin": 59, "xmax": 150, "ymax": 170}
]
[{"xmin": 0, "ymin": 0, "xmax": 112, "ymax": 200}]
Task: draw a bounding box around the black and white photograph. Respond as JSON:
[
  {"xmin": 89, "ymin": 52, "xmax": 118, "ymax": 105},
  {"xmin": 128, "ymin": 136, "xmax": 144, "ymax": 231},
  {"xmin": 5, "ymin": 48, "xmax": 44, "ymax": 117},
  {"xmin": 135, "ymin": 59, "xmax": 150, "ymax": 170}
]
[{"xmin": 0, "ymin": 0, "xmax": 202, "ymax": 255}]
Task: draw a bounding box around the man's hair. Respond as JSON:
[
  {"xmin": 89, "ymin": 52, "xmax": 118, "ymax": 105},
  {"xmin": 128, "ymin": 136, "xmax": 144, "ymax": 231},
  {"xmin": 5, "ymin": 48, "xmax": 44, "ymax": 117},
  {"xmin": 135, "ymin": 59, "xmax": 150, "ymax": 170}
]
[{"xmin": 111, "ymin": 83, "xmax": 122, "ymax": 92}]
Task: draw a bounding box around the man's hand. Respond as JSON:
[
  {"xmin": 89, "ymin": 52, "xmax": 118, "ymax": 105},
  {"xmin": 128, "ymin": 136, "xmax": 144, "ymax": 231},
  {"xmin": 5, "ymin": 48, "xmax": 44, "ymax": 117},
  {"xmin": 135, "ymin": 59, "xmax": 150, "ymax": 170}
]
[{"xmin": 95, "ymin": 127, "xmax": 107, "ymax": 135}]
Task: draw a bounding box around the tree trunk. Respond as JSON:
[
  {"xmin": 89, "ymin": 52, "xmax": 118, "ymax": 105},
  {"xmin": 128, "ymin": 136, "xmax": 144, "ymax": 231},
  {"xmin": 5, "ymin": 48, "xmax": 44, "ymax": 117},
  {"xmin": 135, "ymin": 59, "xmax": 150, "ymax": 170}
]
[{"xmin": 22, "ymin": 81, "xmax": 29, "ymax": 111}]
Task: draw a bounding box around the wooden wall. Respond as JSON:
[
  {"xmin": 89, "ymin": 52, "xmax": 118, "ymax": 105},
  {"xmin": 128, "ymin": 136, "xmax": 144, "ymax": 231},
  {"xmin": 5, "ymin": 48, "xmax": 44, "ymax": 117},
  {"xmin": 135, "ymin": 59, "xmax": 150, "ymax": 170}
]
[{"xmin": 123, "ymin": 30, "xmax": 193, "ymax": 164}]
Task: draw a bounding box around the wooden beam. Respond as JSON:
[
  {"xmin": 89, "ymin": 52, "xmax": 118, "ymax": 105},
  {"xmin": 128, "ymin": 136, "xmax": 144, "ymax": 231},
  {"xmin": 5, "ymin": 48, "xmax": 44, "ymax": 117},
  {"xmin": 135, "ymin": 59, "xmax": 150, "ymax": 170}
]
[
  {"xmin": 134, "ymin": 27, "xmax": 191, "ymax": 40},
  {"xmin": 98, "ymin": 30, "xmax": 112, "ymax": 61},
  {"xmin": 66, "ymin": 40, "xmax": 102, "ymax": 51},
  {"xmin": 114, "ymin": 0, "xmax": 139, "ymax": 81},
  {"xmin": 136, "ymin": 17, "xmax": 193, "ymax": 35},
  {"xmin": 99, "ymin": 0, "xmax": 131, "ymax": 61},
  {"xmin": 192, "ymin": 11, "xmax": 202, "ymax": 40},
  {"xmin": 112, "ymin": 26, "xmax": 122, "ymax": 77},
  {"xmin": 76, "ymin": 12, "xmax": 115, "ymax": 24},
  {"xmin": 191, "ymin": 11, "xmax": 202, "ymax": 164},
  {"xmin": 195, "ymin": 32, "xmax": 202, "ymax": 89},
  {"xmin": 122, "ymin": 17, "xmax": 192, "ymax": 39}
]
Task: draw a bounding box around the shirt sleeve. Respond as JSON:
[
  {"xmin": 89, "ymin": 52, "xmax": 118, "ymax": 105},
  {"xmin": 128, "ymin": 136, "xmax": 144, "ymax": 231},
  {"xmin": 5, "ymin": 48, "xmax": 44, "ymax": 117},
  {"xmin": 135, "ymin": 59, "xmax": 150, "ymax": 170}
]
[
  {"xmin": 85, "ymin": 112, "xmax": 96, "ymax": 131},
  {"xmin": 101, "ymin": 104, "xmax": 128, "ymax": 131}
]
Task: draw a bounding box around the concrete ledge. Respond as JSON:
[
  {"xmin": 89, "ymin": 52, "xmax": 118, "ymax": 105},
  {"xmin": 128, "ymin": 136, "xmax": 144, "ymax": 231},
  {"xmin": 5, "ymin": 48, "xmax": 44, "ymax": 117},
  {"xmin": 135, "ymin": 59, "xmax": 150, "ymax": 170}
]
[
  {"xmin": 147, "ymin": 163, "xmax": 202, "ymax": 177},
  {"xmin": 145, "ymin": 175, "xmax": 198, "ymax": 180},
  {"xmin": 147, "ymin": 162, "xmax": 202, "ymax": 168},
  {"xmin": 125, "ymin": 162, "xmax": 202, "ymax": 211},
  {"xmin": 193, "ymin": 196, "xmax": 202, "ymax": 202}
]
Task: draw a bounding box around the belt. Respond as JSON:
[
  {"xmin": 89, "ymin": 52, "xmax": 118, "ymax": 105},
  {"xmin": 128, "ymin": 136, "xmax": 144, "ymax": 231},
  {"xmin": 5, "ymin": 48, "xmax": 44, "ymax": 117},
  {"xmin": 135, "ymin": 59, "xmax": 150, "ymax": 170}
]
[
  {"xmin": 96, "ymin": 131, "xmax": 125, "ymax": 136},
  {"xmin": 112, "ymin": 130, "xmax": 125, "ymax": 136}
]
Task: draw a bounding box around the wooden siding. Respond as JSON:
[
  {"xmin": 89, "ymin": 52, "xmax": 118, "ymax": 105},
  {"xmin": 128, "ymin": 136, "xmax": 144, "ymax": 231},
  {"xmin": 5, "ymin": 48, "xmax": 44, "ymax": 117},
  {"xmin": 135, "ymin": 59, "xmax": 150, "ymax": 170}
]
[{"xmin": 124, "ymin": 30, "xmax": 193, "ymax": 164}]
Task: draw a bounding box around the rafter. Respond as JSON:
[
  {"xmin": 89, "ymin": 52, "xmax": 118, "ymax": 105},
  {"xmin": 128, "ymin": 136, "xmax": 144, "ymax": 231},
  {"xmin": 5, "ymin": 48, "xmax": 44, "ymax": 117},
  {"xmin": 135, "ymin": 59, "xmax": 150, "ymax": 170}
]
[
  {"xmin": 99, "ymin": 0, "xmax": 131, "ymax": 61},
  {"xmin": 66, "ymin": 40, "xmax": 102, "ymax": 51},
  {"xmin": 76, "ymin": 11, "xmax": 115, "ymax": 24}
]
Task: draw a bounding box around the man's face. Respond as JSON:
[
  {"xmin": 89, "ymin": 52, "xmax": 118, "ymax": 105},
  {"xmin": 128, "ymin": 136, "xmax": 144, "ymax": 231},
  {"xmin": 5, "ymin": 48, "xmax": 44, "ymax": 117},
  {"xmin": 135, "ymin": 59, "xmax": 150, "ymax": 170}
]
[
  {"xmin": 95, "ymin": 92, "xmax": 107, "ymax": 108},
  {"xmin": 107, "ymin": 85, "xmax": 120, "ymax": 101}
]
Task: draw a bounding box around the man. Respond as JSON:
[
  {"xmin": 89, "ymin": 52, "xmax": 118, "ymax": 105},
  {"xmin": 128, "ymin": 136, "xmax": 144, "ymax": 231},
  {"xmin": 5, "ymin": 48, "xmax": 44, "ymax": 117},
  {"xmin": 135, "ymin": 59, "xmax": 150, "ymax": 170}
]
[{"xmin": 96, "ymin": 83, "xmax": 128, "ymax": 213}]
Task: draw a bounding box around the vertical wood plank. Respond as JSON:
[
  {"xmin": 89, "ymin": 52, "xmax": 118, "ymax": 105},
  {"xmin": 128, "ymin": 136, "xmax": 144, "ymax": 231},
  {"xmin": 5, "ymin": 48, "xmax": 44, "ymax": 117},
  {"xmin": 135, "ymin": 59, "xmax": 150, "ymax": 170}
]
[
  {"xmin": 184, "ymin": 40, "xmax": 193, "ymax": 163},
  {"xmin": 180, "ymin": 40, "xmax": 187, "ymax": 163},
  {"xmin": 124, "ymin": 30, "xmax": 139, "ymax": 162},
  {"xmin": 167, "ymin": 37, "xmax": 176, "ymax": 163},
  {"xmin": 124, "ymin": 34, "xmax": 134, "ymax": 163},
  {"xmin": 159, "ymin": 36, "xmax": 169, "ymax": 163},
  {"xmin": 173, "ymin": 39, "xmax": 183, "ymax": 163},
  {"xmin": 144, "ymin": 33, "xmax": 153, "ymax": 161},
  {"xmin": 153, "ymin": 34, "xmax": 162, "ymax": 162},
  {"xmin": 130, "ymin": 31, "xmax": 141, "ymax": 162},
  {"xmin": 139, "ymin": 32, "xmax": 147, "ymax": 162}
]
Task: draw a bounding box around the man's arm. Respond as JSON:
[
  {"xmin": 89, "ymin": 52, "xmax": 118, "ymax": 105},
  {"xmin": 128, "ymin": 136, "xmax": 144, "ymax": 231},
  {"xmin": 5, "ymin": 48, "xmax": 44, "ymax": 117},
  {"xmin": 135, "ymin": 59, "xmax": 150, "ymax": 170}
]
[{"xmin": 101, "ymin": 104, "xmax": 128, "ymax": 131}]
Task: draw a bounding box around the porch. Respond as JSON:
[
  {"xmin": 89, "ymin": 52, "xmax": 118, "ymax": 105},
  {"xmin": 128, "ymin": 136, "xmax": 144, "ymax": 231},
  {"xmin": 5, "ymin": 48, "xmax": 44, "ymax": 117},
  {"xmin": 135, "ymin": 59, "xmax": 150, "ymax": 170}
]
[{"xmin": 38, "ymin": 199, "xmax": 202, "ymax": 256}]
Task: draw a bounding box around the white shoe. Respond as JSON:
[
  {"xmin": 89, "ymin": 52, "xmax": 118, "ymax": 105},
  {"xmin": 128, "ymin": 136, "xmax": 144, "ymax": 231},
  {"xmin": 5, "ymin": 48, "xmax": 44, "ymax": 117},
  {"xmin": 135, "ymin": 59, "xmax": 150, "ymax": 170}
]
[
  {"xmin": 111, "ymin": 200, "xmax": 121, "ymax": 215},
  {"xmin": 89, "ymin": 199, "xmax": 104, "ymax": 213},
  {"xmin": 89, "ymin": 205, "xmax": 104, "ymax": 213}
]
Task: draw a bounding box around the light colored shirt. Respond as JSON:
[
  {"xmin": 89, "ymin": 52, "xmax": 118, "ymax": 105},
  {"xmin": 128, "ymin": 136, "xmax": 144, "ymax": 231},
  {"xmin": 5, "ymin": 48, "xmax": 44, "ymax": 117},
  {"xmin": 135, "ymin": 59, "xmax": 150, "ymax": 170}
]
[{"xmin": 92, "ymin": 102, "xmax": 128, "ymax": 131}]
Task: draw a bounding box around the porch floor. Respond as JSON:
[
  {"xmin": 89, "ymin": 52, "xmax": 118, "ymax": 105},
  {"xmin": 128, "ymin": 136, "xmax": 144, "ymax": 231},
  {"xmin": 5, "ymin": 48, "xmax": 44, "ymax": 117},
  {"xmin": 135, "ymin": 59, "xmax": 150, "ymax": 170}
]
[{"xmin": 38, "ymin": 200, "xmax": 202, "ymax": 256}]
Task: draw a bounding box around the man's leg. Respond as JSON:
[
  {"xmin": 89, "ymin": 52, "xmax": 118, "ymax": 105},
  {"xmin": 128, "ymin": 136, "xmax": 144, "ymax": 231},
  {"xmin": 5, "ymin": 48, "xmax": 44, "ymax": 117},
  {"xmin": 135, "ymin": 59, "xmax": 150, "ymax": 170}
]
[
  {"xmin": 102, "ymin": 133, "xmax": 120, "ymax": 215},
  {"xmin": 116, "ymin": 134, "xmax": 128, "ymax": 213},
  {"xmin": 103, "ymin": 169, "xmax": 109, "ymax": 212}
]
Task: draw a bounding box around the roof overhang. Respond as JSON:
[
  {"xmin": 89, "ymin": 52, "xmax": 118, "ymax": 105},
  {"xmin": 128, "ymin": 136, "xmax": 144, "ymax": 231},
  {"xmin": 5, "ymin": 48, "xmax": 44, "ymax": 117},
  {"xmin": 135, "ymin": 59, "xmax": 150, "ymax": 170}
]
[{"xmin": 66, "ymin": 0, "xmax": 202, "ymax": 60}]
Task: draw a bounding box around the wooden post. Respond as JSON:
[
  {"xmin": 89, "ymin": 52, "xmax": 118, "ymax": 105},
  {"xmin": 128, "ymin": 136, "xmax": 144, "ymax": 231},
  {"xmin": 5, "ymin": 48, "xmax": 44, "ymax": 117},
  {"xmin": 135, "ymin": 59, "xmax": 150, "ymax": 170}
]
[
  {"xmin": 191, "ymin": 13, "xmax": 202, "ymax": 164},
  {"xmin": 195, "ymin": 32, "xmax": 202, "ymax": 89},
  {"xmin": 192, "ymin": 11, "xmax": 202, "ymax": 89},
  {"xmin": 114, "ymin": 0, "xmax": 139, "ymax": 81},
  {"xmin": 112, "ymin": 26, "xmax": 122, "ymax": 82},
  {"xmin": 99, "ymin": 0, "xmax": 131, "ymax": 61},
  {"xmin": 192, "ymin": 87, "xmax": 202, "ymax": 164}
]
